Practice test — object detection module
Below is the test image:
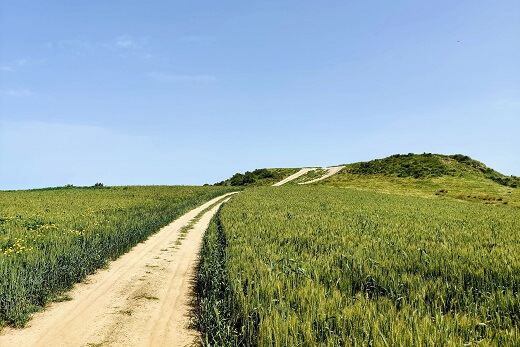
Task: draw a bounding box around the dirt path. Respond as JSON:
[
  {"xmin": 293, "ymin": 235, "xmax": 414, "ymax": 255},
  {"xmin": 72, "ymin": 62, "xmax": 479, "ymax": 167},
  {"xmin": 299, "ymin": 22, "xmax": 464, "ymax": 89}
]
[
  {"xmin": 0, "ymin": 192, "xmax": 237, "ymax": 347},
  {"xmin": 298, "ymin": 166, "xmax": 344, "ymax": 185},
  {"xmin": 272, "ymin": 168, "xmax": 317, "ymax": 186}
]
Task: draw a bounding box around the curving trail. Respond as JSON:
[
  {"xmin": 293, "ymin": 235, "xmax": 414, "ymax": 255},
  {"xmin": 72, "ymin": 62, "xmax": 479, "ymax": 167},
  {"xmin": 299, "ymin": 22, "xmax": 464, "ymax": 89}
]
[
  {"xmin": 0, "ymin": 192, "xmax": 237, "ymax": 347},
  {"xmin": 298, "ymin": 166, "xmax": 344, "ymax": 185},
  {"xmin": 272, "ymin": 168, "xmax": 318, "ymax": 186}
]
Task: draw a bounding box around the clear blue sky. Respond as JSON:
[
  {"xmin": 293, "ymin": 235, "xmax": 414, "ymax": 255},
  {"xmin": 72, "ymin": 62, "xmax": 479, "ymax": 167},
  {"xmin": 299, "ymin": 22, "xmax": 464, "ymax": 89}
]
[{"xmin": 1, "ymin": 1, "xmax": 519, "ymax": 189}]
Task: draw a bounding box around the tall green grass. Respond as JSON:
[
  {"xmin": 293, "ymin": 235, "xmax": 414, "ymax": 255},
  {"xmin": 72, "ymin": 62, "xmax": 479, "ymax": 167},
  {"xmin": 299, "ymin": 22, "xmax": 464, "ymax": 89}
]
[
  {"xmin": 198, "ymin": 186, "xmax": 520, "ymax": 346},
  {"xmin": 0, "ymin": 185, "xmax": 235, "ymax": 327}
]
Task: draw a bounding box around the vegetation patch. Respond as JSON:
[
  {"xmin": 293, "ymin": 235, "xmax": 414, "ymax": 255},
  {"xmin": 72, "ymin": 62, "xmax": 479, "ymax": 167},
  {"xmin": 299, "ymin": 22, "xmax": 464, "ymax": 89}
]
[
  {"xmin": 215, "ymin": 168, "xmax": 299, "ymax": 187},
  {"xmin": 196, "ymin": 207, "xmax": 239, "ymax": 345},
  {"xmin": 343, "ymin": 153, "xmax": 457, "ymax": 178},
  {"xmin": 339, "ymin": 153, "xmax": 520, "ymax": 187},
  {"xmin": 134, "ymin": 294, "xmax": 159, "ymax": 301}
]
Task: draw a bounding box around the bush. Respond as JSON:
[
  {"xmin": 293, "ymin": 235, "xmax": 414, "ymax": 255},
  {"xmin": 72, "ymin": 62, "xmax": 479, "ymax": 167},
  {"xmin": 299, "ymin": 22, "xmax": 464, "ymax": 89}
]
[{"xmin": 229, "ymin": 169, "xmax": 274, "ymax": 186}]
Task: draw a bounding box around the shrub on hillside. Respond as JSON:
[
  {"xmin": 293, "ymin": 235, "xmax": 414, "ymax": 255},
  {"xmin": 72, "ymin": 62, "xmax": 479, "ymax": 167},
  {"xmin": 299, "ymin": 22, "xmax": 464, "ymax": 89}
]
[
  {"xmin": 347, "ymin": 153, "xmax": 456, "ymax": 178},
  {"xmin": 226, "ymin": 169, "xmax": 276, "ymax": 186}
]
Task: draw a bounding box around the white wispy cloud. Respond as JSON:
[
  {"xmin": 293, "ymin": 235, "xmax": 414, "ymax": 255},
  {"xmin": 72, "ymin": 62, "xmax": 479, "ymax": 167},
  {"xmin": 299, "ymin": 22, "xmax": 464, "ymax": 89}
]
[
  {"xmin": 53, "ymin": 35, "xmax": 149, "ymax": 58},
  {"xmin": 1, "ymin": 89, "xmax": 35, "ymax": 97},
  {"xmin": 148, "ymin": 72, "xmax": 217, "ymax": 82},
  {"xmin": 57, "ymin": 39, "xmax": 95, "ymax": 52},
  {"xmin": 115, "ymin": 35, "xmax": 140, "ymax": 49},
  {"xmin": 491, "ymin": 89, "xmax": 520, "ymax": 110},
  {"xmin": 15, "ymin": 59, "xmax": 27, "ymax": 66}
]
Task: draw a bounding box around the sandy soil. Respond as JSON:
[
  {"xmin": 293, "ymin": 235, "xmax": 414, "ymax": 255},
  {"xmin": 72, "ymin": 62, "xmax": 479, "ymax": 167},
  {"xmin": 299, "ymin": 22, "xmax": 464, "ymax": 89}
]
[
  {"xmin": 0, "ymin": 192, "xmax": 237, "ymax": 347},
  {"xmin": 272, "ymin": 168, "xmax": 317, "ymax": 186},
  {"xmin": 298, "ymin": 166, "xmax": 344, "ymax": 185}
]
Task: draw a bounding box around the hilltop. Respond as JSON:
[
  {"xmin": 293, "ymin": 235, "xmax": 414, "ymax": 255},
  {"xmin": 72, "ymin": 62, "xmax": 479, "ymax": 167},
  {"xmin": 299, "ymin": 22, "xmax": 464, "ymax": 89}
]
[
  {"xmin": 216, "ymin": 153, "xmax": 520, "ymax": 207},
  {"xmin": 217, "ymin": 153, "xmax": 519, "ymax": 187},
  {"xmin": 340, "ymin": 153, "xmax": 519, "ymax": 187}
]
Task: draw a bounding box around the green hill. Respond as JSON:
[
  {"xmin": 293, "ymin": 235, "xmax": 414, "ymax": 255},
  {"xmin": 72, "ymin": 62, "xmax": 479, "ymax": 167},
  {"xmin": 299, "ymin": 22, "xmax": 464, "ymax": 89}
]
[
  {"xmin": 218, "ymin": 153, "xmax": 520, "ymax": 207},
  {"xmin": 322, "ymin": 153, "xmax": 519, "ymax": 207},
  {"xmin": 341, "ymin": 153, "xmax": 519, "ymax": 187}
]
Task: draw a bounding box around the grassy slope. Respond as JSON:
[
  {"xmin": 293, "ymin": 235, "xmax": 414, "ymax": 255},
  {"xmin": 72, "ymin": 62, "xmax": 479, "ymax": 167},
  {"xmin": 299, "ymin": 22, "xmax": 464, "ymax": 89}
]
[
  {"xmin": 318, "ymin": 154, "xmax": 519, "ymax": 207},
  {"xmin": 337, "ymin": 153, "xmax": 518, "ymax": 185},
  {"xmin": 218, "ymin": 153, "xmax": 520, "ymax": 206}
]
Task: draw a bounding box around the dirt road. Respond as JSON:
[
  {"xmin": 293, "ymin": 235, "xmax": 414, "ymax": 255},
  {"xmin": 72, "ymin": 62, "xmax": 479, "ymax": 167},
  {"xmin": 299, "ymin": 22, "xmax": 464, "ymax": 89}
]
[
  {"xmin": 272, "ymin": 168, "xmax": 317, "ymax": 186},
  {"xmin": 298, "ymin": 166, "xmax": 344, "ymax": 185},
  {"xmin": 0, "ymin": 192, "xmax": 237, "ymax": 347}
]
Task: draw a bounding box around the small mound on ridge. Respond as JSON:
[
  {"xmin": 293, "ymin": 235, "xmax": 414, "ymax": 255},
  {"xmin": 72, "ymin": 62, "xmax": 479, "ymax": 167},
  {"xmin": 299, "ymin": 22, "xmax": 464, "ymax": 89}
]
[{"xmin": 342, "ymin": 153, "xmax": 519, "ymax": 187}]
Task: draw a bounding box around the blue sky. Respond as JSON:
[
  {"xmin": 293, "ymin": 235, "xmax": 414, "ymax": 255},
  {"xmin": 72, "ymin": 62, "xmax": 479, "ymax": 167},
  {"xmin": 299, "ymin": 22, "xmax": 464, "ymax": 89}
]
[{"xmin": 1, "ymin": 1, "xmax": 519, "ymax": 189}]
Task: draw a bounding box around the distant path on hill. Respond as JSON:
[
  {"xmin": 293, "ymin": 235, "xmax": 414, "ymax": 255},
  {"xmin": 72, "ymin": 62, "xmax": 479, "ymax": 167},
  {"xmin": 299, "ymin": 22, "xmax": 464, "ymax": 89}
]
[
  {"xmin": 0, "ymin": 192, "xmax": 238, "ymax": 347},
  {"xmin": 298, "ymin": 166, "xmax": 345, "ymax": 185},
  {"xmin": 272, "ymin": 167, "xmax": 318, "ymax": 186}
]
